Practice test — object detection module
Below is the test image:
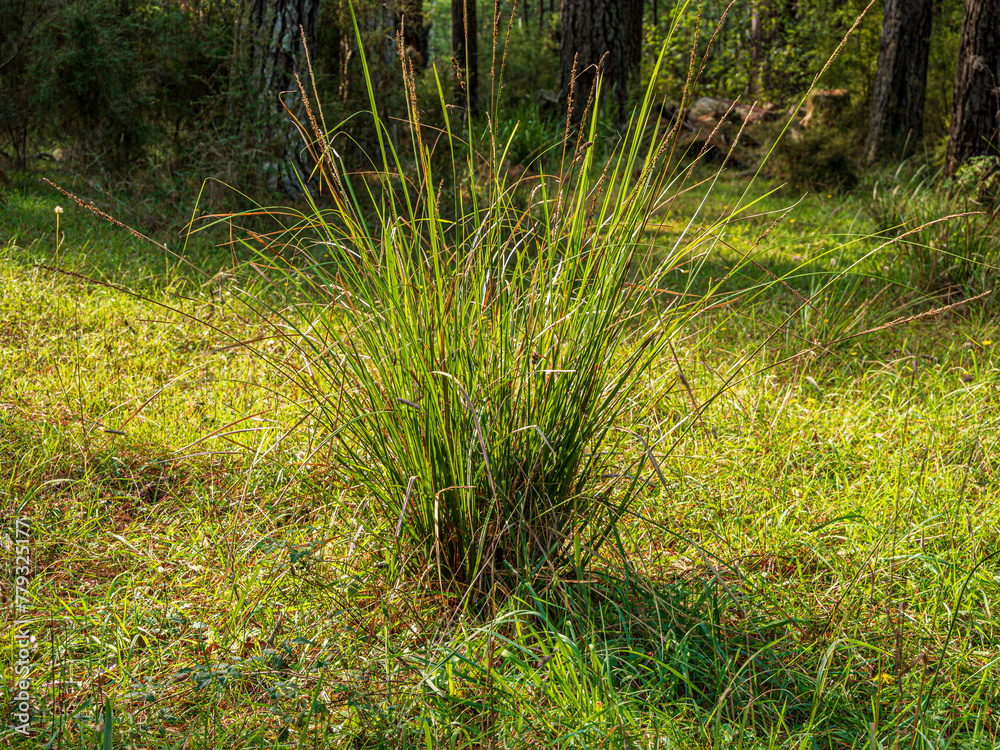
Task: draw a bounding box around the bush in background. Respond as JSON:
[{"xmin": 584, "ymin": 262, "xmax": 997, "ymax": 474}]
[
  {"xmin": 769, "ymin": 125, "xmax": 860, "ymax": 192},
  {"xmin": 1, "ymin": 0, "xmax": 234, "ymax": 178}
]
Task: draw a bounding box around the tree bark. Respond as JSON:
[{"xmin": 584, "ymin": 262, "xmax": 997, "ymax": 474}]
[
  {"xmin": 559, "ymin": 0, "xmax": 643, "ymax": 123},
  {"xmin": 947, "ymin": 0, "xmax": 1000, "ymax": 175},
  {"xmin": 399, "ymin": 0, "xmax": 427, "ymax": 69},
  {"xmin": 232, "ymin": 0, "xmax": 320, "ymax": 196},
  {"xmin": 452, "ymin": 0, "xmax": 478, "ymax": 114},
  {"xmin": 863, "ymin": 0, "xmax": 934, "ymax": 163},
  {"xmin": 747, "ymin": 4, "xmax": 761, "ymax": 97}
]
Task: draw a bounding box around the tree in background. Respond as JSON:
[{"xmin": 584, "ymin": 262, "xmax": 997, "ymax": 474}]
[
  {"xmin": 0, "ymin": 0, "xmax": 56, "ymax": 169},
  {"xmin": 231, "ymin": 0, "xmax": 320, "ymax": 195},
  {"xmin": 946, "ymin": 0, "xmax": 1000, "ymax": 175},
  {"xmin": 400, "ymin": 0, "xmax": 428, "ymax": 68},
  {"xmin": 452, "ymin": 0, "xmax": 478, "ymax": 114},
  {"xmin": 744, "ymin": 1, "xmax": 810, "ymax": 101},
  {"xmin": 863, "ymin": 0, "xmax": 934, "ymax": 163},
  {"xmin": 560, "ymin": 0, "xmax": 643, "ymax": 122}
]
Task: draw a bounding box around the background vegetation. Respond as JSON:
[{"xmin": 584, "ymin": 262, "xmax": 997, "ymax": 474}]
[{"xmin": 0, "ymin": 0, "xmax": 986, "ymax": 203}]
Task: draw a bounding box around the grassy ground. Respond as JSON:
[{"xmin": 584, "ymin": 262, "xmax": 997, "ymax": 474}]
[{"xmin": 2, "ymin": 171, "xmax": 999, "ymax": 749}]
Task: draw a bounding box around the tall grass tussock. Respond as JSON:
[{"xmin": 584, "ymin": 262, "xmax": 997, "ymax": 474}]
[{"xmin": 210, "ymin": 18, "xmax": 734, "ymax": 599}]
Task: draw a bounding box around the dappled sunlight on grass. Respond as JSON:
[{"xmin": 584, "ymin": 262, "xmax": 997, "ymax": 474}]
[{"xmin": 3, "ymin": 215, "xmax": 998, "ymax": 745}]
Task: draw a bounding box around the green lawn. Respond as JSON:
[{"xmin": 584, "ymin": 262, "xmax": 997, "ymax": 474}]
[{"xmin": 2, "ymin": 169, "xmax": 999, "ymax": 749}]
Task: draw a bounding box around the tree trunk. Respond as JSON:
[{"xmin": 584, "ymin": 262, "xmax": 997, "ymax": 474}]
[
  {"xmin": 399, "ymin": 0, "xmax": 427, "ymax": 69},
  {"xmin": 452, "ymin": 0, "xmax": 478, "ymax": 114},
  {"xmin": 863, "ymin": 0, "xmax": 933, "ymax": 163},
  {"xmin": 559, "ymin": 0, "xmax": 643, "ymax": 123},
  {"xmin": 747, "ymin": 4, "xmax": 761, "ymax": 97},
  {"xmin": 626, "ymin": 0, "xmax": 642, "ymax": 80},
  {"xmin": 947, "ymin": 0, "xmax": 1000, "ymax": 175},
  {"xmin": 231, "ymin": 0, "xmax": 320, "ymax": 196}
]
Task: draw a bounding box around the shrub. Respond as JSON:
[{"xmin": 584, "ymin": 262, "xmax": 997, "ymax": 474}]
[
  {"xmin": 769, "ymin": 124, "xmax": 860, "ymax": 191},
  {"xmin": 952, "ymin": 155, "xmax": 1000, "ymax": 206},
  {"xmin": 28, "ymin": 0, "xmax": 150, "ymax": 168}
]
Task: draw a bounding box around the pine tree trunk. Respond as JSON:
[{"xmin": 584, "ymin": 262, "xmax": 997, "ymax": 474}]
[
  {"xmin": 747, "ymin": 4, "xmax": 761, "ymax": 97},
  {"xmin": 863, "ymin": 0, "xmax": 933, "ymax": 163},
  {"xmin": 559, "ymin": 0, "xmax": 643, "ymax": 122},
  {"xmin": 400, "ymin": 0, "xmax": 427, "ymax": 68},
  {"xmin": 947, "ymin": 0, "xmax": 1000, "ymax": 175},
  {"xmin": 452, "ymin": 0, "xmax": 478, "ymax": 114},
  {"xmin": 232, "ymin": 0, "xmax": 320, "ymax": 196}
]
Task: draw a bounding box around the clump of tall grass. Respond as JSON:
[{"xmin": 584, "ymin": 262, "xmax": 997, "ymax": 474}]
[
  {"xmin": 867, "ymin": 161, "xmax": 999, "ymax": 299},
  {"xmin": 211, "ymin": 20, "xmax": 735, "ymax": 598}
]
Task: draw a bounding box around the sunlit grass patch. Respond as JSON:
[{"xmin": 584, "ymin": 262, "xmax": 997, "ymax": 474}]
[{"xmin": 4, "ymin": 205, "xmax": 1000, "ymax": 748}]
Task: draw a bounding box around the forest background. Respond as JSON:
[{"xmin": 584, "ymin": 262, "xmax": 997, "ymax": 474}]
[{"xmin": 1, "ymin": 0, "xmax": 997, "ymax": 212}]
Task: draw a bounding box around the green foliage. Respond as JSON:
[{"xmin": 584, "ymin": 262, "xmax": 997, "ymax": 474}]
[
  {"xmin": 0, "ymin": 0, "xmax": 56, "ymax": 167},
  {"xmin": 480, "ymin": 103, "xmax": 564, "ymax": 169},
  {"xmin": 485, "ymin": 7, "xmax": 561, "ymax": 104},
  {"xmin": 866, "ymin": 161, "xmax": 999, "ymax": 298},
  {"xmin": 136, "ymin": 1, "xmax": 237, "ymax": 155},
  {"xmin": 221, "ymin": 36, "xmax": 711, "ymax": 593},
  {"xmin": 644, "ymin": 0, "xmax": 866, "ymax": 105},
  {"xmin": 30, "ymin": 0, "xmax": 150, "ymax": 166},
  {"xmin": 1, "ymin": 0, "xmax": 234, "ymax": 175},
  {"xmin": 924, "ymin": 0, "xmax": 966, "ymax": 143},
  {"xmin": 952, "ymin": 155, "xmax": 1000, "ymax": 205}
]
